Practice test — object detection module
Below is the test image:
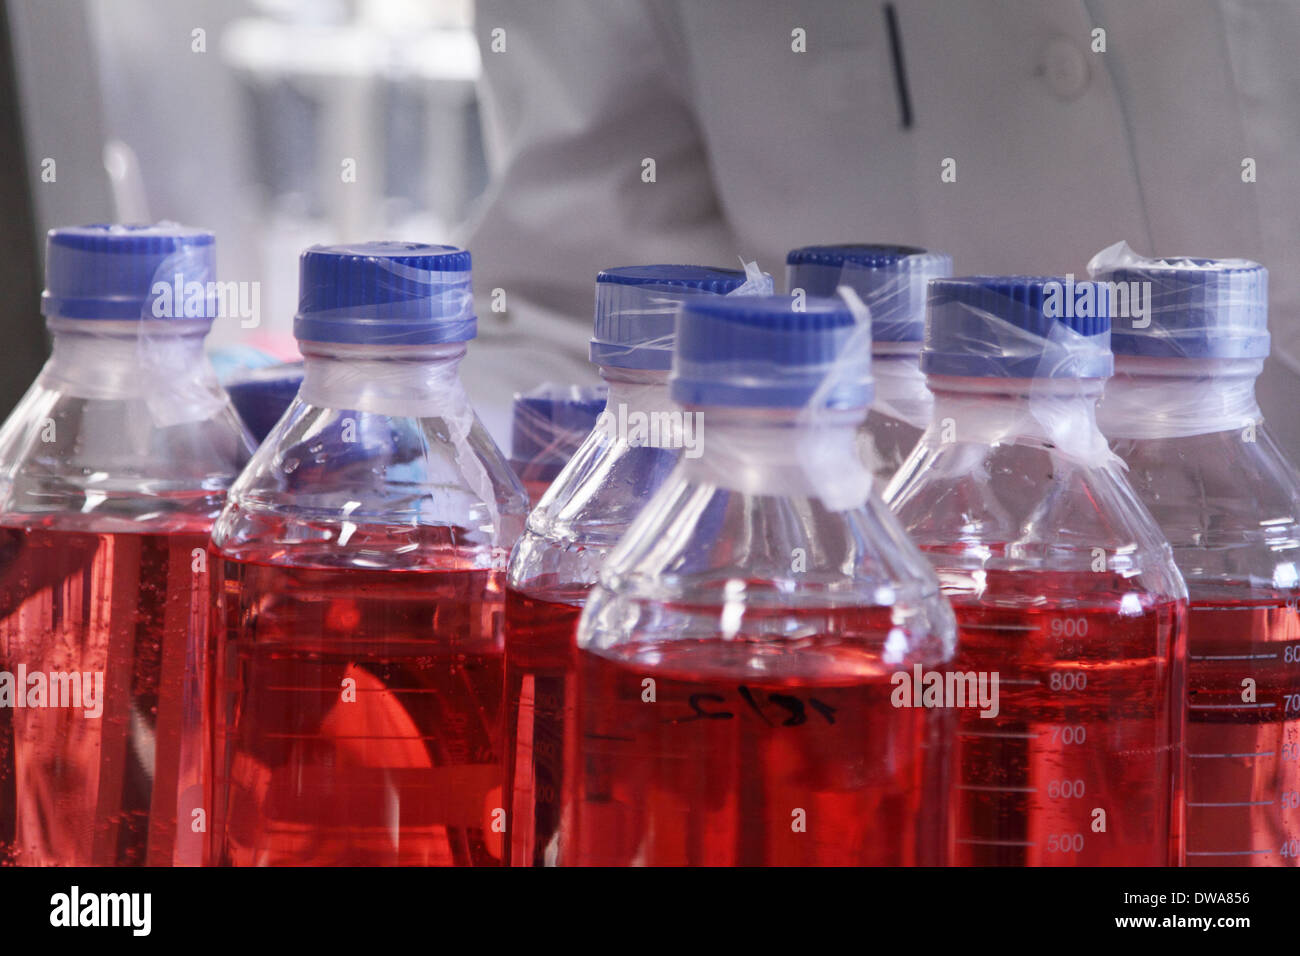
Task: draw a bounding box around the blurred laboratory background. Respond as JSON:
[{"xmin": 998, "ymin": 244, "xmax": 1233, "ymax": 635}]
[
  {"xmin": 5, "ymin": 0, "xmax": 1300, "ymax": 453},
  {"xmin": 2, "ymin": 0, "xmax": 499, "ymax": 422}
]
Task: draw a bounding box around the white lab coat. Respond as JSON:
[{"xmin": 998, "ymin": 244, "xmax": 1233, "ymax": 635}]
[{"xmin": 459, "ymin": 0, "xmax": 1300, "ymax": 459}]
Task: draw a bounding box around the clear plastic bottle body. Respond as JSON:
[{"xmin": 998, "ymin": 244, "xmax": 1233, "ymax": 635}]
[
  {"xmin": 0, "ymin": 317, "xmax": 252, "ymax": 866},
  {"xmin": 208, "ymin": 341, "xmax": 527, "ymax": 866},
  {"xmin": 1104, "ymin": 358, "xmax": 1300, "ymax": 866},
  {"xmin": 887, "ymin": 377, "xmax": 1188, "ymax": 866},
  {"xmin": 504, "ymin": 367, "xmax": 679, "ymax": 866},
  {"xmin": 574, "ymin": 408, "xmax": 956, "ymax": 866}
]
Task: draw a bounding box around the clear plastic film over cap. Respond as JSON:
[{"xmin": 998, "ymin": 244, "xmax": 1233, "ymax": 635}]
[
  {"xmin": 785, "ymin": 244, "xmax": 952, "ymax": 343},
  {"xmin": 42, "ymin": 223, "xmax": 217, "ymax": 320},
  {"xmin": 1087, "ymin": 240, "xmax": 1270, "ymax": 359},
  {"xmin": 671, "ymin": 293, "xmax": 871, "ymax": 409},
  {"xmin": 510, "ymin": 382, "xmax": 608, "ymax": 476},
  {"xmin": 922, "ymin": 275, "xmax": 1114, "ymax": 380},
  {"xmin": 919, "ymin": 276, "xmax": 1119, "ymax": 469},
  {"xmin": 589, "ymin": 262, "xmax": 773, "ymax": 369},
  {"xmin": 294, "ymin": 241, "xmax": 476, "ymax": 346}
]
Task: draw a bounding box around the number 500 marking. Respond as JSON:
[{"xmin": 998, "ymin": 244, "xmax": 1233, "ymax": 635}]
[{"xmin": 1047, "ymin": 833, "xmax": 1085, "ymax": 853}]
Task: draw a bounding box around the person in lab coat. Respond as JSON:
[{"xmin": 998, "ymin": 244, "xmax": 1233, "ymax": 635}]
[{"xmin": 458, "ymin": 0, "xmax": 1300, "ymax": 460}]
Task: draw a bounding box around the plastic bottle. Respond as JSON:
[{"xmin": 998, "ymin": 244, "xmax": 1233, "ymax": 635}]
[
  {"xmin": 786, "ymin": 244, "xmax": 951, "ymax": 484},
  {"xmin": 508, "ymin": 383, "xmax": 608, "ymax": 506},
  {"xmin": 504, "ymin": 263, "xmax": 768, "ymax": 866},
  {"xmin": 573, "ymin": 293, "xmax": 956, "ymax": 866},
  {"xmin": 0, "ymin": 223, "xmax": 252, "ymax": 865},
  {"xmin": 886, "ymin": 275, "xmax": 1188, "ymax": 866},
  {"xmin": 1092, "ymin": 244, "xmax": 1300, "ymax": 866},
  {"xmin": 208, "ymin": 242, "xmax": 527, "ymax": 866}
]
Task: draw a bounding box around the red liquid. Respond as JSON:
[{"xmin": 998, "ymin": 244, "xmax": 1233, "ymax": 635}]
[
  {"xmin": 1185, "ymin": 596, "xmax": 1300, "ymax": 866},
  {"xmin": 503, "ymin": 586, "xmax": 584, "ymax": 866},
  {"xmin": 948, "ymin": 572, "xmax": 1183, "ymax": 866},
  {"xmin": 211, "ymin": 552, "xmax": 506, "ymax": 866},
  {"xmin": 573, "ymin": 611, "xmax": 952, "ymax": 866},
  {"xmin": 521, "ymin": 480, "xmax": 551, "ymax": 509},
  {"xmin": 0, "ymin": 522, "xmax": 208, "ymax": 866}
]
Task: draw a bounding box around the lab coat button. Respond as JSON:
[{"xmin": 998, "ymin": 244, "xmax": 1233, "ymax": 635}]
[{"xmin": 1040, "ymin": 37, "xmax": 1089, "ymax": 100}]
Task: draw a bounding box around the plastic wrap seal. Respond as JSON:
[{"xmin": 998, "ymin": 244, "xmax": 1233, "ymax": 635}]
[
  {"xmin": 40, "ymin": 318, "xmax": 230, "ymax": 429},
  {"xmin": 294, "ymin": 242, "xmax": 477, "ymax": 346},
  {"xmin": 589, "ymin": 260, "xmax": 773, "ymax": 369},
  {"xmin": 871, "ymin": 342, "xmax": 933, "ymax": 430},
  {"xmin": 797, "ymin": 285, "xmax": 878, "ymax": 509},
  {"xmin": 920, "ymin": 277, "xmax": 1120, "ymax": 470},
  {"xmin": 594, "ymin": 370, "xmax": 694, "ymax": 451},
  {"xmin": 679, "ymin": 404, "xmax": 871, "ymax": 510},
  {"xmin": 1097, "ymin": 356, "xmax": 1264, "ymax": 440},
  {"xmin": 1087, "ymin": 240, "xmax": 1269, "ymax": 359},
  {"xmin": 673, "ymin": 291, "xmax": 874, "ymax": 511},
  {"xmin": 672, "ymin": 293, "xmax": 871, "ymax": 410},
  {"xmin": 922, "ymin": 276, "xmax": 1113, "ymax": 380},
  {"xmin": 510, "ymin": 382, "xmax": 608, "ymax": 479},
  {"xmin": 38, "ymin": 224, "xmax": 229, "ymax": 428},
  {"xmin": 786, "ymin": 244, "xmax": 952, "ymax": 342},
  {"xmin": 787, "ymin": 245, "xmax": 948, "ymax": 432},
  {"xmin": 1087, "ymin": 242, "xmax": 1269, "ymax": 439},
  {"xmin": 924, "ymin": 377, "xmax": 1118, "ymax": 470}
]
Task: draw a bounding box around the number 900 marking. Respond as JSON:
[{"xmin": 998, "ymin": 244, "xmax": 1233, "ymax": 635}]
[{"xmin": 1050, "ymin": 618, "xmax": 1089, "ymax": 639}]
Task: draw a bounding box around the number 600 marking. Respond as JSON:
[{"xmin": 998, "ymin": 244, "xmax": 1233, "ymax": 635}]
[{"xmin": 1048, "ymin": 779, "xmax": 1086, "ymax": 799}]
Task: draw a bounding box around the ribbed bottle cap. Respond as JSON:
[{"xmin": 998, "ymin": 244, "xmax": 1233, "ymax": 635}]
[
  {"xmin": 1089, "ymin": 247, "xmax": 1268, "ymax": 359},
  {"xmin": 590, "ymin": 265, "xmax": 761, "ymax": 370},
  {"xmin": 671, "ymin": 294, "xmax": 871, "ymax": 408},
  {"xmin": 786, "ymin": 244, "xmax": 952, "ymax": 343},
  {"xmin": 42, "ymin": 223, "xmax": 217, "ymax": 320},
  {"xmin": 922, "ymin": 276, "xmax": 1113, "ymax": 379},
  {"xmin": 509, "ymin": 383, "xmax": 608, "ymax": 478},
  {"xmin": 294, "ymin": 241, "xmax": 476, "ymax": 345}
]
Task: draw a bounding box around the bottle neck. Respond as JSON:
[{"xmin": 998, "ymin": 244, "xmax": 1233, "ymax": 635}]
[
  {"xmin": 924, "ymin": 375, "xmax": 1115, "ymax": 468},
  {"xmin": 298, "ymin": 341, "xmax": 471, "ymax": 418},
  {"xmin": 600, "ymin": 366, "xmax": 673, "ymax": 410},
  {"xmin": 594, "ymin": 366, "xmax": 687, "ymax": 451},
  {"xmin": 1098, "ymin": 356, "xmax": 1263, "ymax": 440},
  {"xmin": 41, "ymin": 317, "xmax": 225, "ymax": 426},
  {"xmin": 677, "ymin": 405, "xmax": 872, "ymax": 508},
  {"xmin": 871, "ymin": 343, "xmax": 931, "ymax": 428},
  {"xmin": 46, "ymin": 316, "xmax": 211, "ymax": 378}
]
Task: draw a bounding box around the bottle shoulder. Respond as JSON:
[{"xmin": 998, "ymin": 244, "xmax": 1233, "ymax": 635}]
[
  {"xmin": 510, "ymin": 430, "xmax": 682, "ymax": 590},
  {"xmin": 1112, "ymin": 425, "xmax": 1300, "ymax": 586},
  {"xmin": 0, "ymin": 376, "xmax": 252, "ymax": 524},
  {"xmin": 527, "ymin": 428, "xmax": 681, "ymax": 539},
  {"xmin": 887, "ymin": 439, "xmax": 1185, "ymax": 598},
  {"xmin": 575, "ymin": 472, "xmax": 956, "ymax": 664},
  {"xmin": 214, "ymin": 398, "xmax": 526, "ymax": 556}
]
